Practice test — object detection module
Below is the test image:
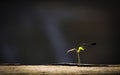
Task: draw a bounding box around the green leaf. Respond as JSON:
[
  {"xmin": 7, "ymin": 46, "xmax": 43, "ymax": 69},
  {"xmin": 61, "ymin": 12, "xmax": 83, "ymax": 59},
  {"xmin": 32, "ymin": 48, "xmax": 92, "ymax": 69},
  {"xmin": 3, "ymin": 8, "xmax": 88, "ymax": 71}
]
[{"xmin": 77, "ymin": 46, "xmax": 84, "ymax": 53}]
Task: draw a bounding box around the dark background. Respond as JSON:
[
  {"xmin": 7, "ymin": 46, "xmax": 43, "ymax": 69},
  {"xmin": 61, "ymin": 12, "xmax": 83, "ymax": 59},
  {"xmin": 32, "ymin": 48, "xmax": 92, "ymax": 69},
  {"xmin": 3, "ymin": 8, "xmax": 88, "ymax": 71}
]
[{"xmin": 0, "ymin": 1, "xmax": 120, "ymax": 64}]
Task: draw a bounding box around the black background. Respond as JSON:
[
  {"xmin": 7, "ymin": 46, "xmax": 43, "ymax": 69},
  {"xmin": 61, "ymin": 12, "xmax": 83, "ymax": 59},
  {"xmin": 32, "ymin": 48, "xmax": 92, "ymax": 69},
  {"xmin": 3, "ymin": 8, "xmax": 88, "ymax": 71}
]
[{"xmin": 0, "ymin": 1, "xmax": 120, "ymax": 64}]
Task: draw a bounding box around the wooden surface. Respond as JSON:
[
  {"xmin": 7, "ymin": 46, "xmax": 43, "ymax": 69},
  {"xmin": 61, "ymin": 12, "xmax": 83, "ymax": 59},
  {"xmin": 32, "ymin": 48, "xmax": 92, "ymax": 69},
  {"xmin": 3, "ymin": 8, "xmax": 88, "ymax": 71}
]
[{"xmin": 0, "ymin": 65, "xmax": 120, "ymax": 75}]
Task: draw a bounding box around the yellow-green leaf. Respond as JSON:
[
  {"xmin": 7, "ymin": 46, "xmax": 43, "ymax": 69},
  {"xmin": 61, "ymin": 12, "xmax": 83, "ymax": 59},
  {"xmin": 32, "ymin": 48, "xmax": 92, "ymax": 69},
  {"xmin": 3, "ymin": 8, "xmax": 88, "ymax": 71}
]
[{"xmin": 77, "ymin": 46, "xmax": 84, "ymax": 53}]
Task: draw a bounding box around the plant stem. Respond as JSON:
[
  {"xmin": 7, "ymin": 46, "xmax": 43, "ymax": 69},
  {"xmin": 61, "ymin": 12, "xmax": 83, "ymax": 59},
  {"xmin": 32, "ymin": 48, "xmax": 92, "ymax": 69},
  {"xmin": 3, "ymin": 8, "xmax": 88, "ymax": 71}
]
[{"xmin": 77, "ymin": 53, "xmax": 80, "ymax": 65}]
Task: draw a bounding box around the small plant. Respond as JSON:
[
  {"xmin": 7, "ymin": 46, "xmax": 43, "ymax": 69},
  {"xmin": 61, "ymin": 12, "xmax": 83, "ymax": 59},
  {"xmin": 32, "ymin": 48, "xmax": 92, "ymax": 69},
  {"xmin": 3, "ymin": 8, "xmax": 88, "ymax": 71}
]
[
  {"xmin": 67, "ymin": 42, "xmax": 96, "ymax": 65},
  {"xmin": 67, "ymin": 46, "xmax": 84, "ymax": 65}
]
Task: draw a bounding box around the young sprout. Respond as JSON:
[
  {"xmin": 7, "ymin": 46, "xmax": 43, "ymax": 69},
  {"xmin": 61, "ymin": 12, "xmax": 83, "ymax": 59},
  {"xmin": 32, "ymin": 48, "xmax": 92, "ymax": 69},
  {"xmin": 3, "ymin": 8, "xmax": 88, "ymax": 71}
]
[
  {"xmin": 67, "ymin": 46, "xmax": 84, "ymax": 65},
  {"xmin": 67, "ymin": 42, "xmax": 96, "ymax": 65}
]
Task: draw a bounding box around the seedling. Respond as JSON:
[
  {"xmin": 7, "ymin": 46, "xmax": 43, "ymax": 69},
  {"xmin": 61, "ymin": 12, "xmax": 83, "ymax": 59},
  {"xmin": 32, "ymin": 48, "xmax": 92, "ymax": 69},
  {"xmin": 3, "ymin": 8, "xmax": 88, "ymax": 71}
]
[
  {"xmin": 67, "ymin": 42, "xmax": 96, "ymax": 65},
  {"xmin": 67, "ymin": 46, "xmax": 84, "ymax": 65}
]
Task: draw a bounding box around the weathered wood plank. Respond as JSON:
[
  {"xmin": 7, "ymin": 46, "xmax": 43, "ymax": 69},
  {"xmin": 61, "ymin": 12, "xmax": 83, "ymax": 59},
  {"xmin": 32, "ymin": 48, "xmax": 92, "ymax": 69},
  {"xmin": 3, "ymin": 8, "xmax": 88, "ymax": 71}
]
[{"xmin": 0, "ymin": 65, "xmax": 120, "ymax": 75}]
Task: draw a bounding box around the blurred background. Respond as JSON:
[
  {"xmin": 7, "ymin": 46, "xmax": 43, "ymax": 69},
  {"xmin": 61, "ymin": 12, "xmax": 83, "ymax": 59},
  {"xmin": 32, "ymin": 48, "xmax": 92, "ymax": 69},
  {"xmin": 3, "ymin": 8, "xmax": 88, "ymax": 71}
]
[{"xmin": 0, "ymin": 1, "xmax": 120, "ymax": 64}]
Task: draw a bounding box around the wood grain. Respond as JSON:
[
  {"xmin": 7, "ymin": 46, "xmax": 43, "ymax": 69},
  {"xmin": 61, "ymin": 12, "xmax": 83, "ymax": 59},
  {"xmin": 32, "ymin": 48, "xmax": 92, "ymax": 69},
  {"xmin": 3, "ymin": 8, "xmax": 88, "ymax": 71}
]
[{"xmin": 0, "ymin": 65, "xmax": 120, "ymax": 75}]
